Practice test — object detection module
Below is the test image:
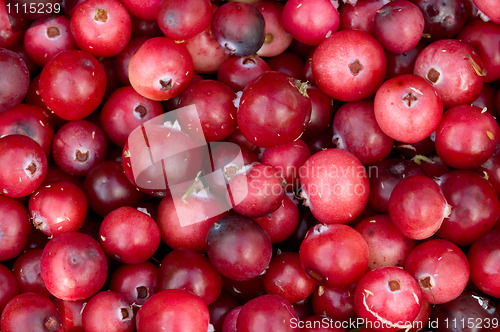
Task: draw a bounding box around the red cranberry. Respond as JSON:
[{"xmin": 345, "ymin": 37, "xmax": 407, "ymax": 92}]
[
  {"xmin": 82, "ymin": 291, "xmax": 134, "ymax": 332},
  {"xmin": 468, "ymin": 228, "xmax": 500, "ymax": 298},
  {"xmin": 156, "ymin": 0, "xmax": 211, "ymax": 40},
  {"xmin": 354, "ymin": 267, "xmax": 422, "ymax": 331},
  {"xmin": 0, "ymin": 135, "xmax": 47, "ymax": 198},
  {"xmin": 312, "ymin": 30, "xmax": 386, "ymax": 102},
  {"xmin": 388, "ymin": 175, "xmax": 450, "ymax": 240},
  {"xmin": 255, "ymin": 1, "xmax": 293, "ymax": 57},
  {"xmin": 53, "ymin": 298, "xmax": 86, "ymax": 332},
  {"xmin": 0, "ymin": 196, "xmax": 31, "ymax": 260},
  {"xmin": 135, "ymin": 289, "xmax": 211, "ymax": 332},
  {"xmin": 0, "ymin": 292, "xmax": 64, "ymax": 332},
  {"xmin": 70, "ymin": 0, "xmax": 132, "ymax": 57},
  {"xmin": 206, "ymin": 215, "xmax": 273, "ymax": 281},
  {"xmin": 339, "ymin": 0, "xmax": 389, "ymax": 35},
  {"xmin": 412, "ymin": 0, "xmax": 467, "ymax": 41},
  {"xmin": 0, "ymin": 263, "xmax": 19, "ymax": 314},
  {"xmin": 299, "ymin": 149, "xmax": 370, "ymax": 224},
  {"xmin": 311, "ymin": 284, "xmax": 357, "ymax": 322},
  {"xmin": 109, "ymin": 262, "xmax": 158, "ymax": 306},
  {"xmin": 12, "ymin": 249, "xmax": 50, "ymax": 297},
  {"xmin": 119, "ymin": 0, "xmax": 161, "ymax": 20},
  {"xmin": 217, "ymin": 55, "xmax": 270, "ymax": 92},
  {"xmin": 0, "ymin": 48, "xmax": 30, "ymax": 113},
  {"xmin": 156, "ymin": 248, "xmax": 222, "ymax": 305},
  {"xmin": 40, "ymin": 232, "xmax": 108, "ymax": 301},
  {"xmin": 299, "ymin": 223, "xmax": 369, "ymax": 288},
  {"xmin": 209, "ymin": 291, "xmax": 239, "ymax": 332},
  {"xmin": 99, "ymin": 206, "xmax": 161, "ymax": 264}
]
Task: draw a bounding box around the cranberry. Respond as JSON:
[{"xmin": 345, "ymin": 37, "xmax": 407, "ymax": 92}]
[
  {"xmin": 265, "ymin": 51, "xmax": 305, "ymax": 80},
  {"xmin": 354, "ymin": 266, "xmax": 422, "ymax": 331},
  {"xmin": 311, "ymin": 284, "xmax": 357, "ymax": 322},
  {"xmin": 374, "ymin": 74, "xmax": 443, "ymax": 143},
  {"xmin": 0, "ymin": 48, "xmax": 30, "ymax": 113},
  {"xmin": 119, "ymin": 0, "xmax": 161, "ymax": 20},
  {"xmin": 217, "ymin": 55, "xmax": 270, "ymax": 92},
  {"xmin": 237, "ymin": 71, "xmax": 311, "ymax": 148},
  {"xmin": 209, "ymin": 291, "xmax": 239, "ymax": 332},
  {"xmin": 236, "ymin": 294, "xmax": 299, "ymax": 332},
  {"xmin": 128, "ymin": 37, "xmax": 194, "ymax": 101},
  {"xmin": 468, "ymin": 228, "xmax": 500, "ymax": 298},
  {"xmin": 82, "ymin": 291, "xmax": 134, "ymax": 332},
  {"xmin": 109, "ymin": 262, "xmax": 158, "ymax": 306},
  {"xmin": 302, "ymin": 86, "xmax": 335, "ymax": 141},
  {"xmin": 373, "ymin": 0, "xmax": 424, "ymax": 54},
  {"xmin": 23, "ymin": 15, "xmax": 77, "ymax": 66},
  {"xmin": 413, "ymin": 39, "xmax": 485, "ymax": 108},
  {"xmin": 435, "ymin": 105, "xmax": 500, "ymax": 169},
  {"xmin": 263, "ymin": 251, "xmax": 316, "ymax": 304},
  {"xmin": 156, "ymin": 248, "xmax": 222, "ymax": 305},
  {"xmin": 135, "ymin": 289, "xmax": 211, "ymax": 332},
  {"xmin": 333, "ymin": 100, "xmax": 394, "ymax": 165},
  {"xmin": 0, "ymin": 135, "xmax": 48, "ymax": 198},
  {"xmin": 228, "ymin": 163, "xmax": 285, "ymax": 218},
  {"xmin": 206, "ymin": 215, "xmax": 272, "ymax": 281},
  {"xmin": 40, "ymin": 232, "xmax": 108, "ymax": 301},
  {"xmin": 70, "ymin": 0, "xmax": 132, "ymax": 57},
  {"xmin": 52, "ymin": 120, "xmax": 109, "ymax": 177},
  {"xmin": 177, "ymin": 79, "xmax": 237, "ymax": 142},
  {"xmin": 355, "ymin": 214, "xmax": 416, "ymax": 270},
  {"xmin": 99, "ymin": 206, "xmax": 160, "ymax": 264},
  {"xmin": 384, "ymin": 42, "xmax": 425, "ymax": 80},
  {"xmin": 437, "ymin": 170, "xmax": 500, "ymax": 246},
  {"xmin": 39, "ymin": 50, "xmax": 106, "ymax": 121},
  {"xmin": 312, "ymin": 30, "xmax": 386, "ymax": 102},
  {"xmin": 222, "ymin": 306, "xmax": 242, "ymax": 332},
  {"xmin": 53, "ymin": 298, "xmax": 86, "ymax": 332},
  {"xmin": 29, "ymin": 181, "xmax": 88, "ymax": 237},
  {"xmin": 299, "ymin": 223, "xmax": 369, "ymax": 288},
  {"xmin": 156, "ymin": 0, "xmax": 211, "ymax": 40},
  {"xmin": 211, "ymin": 2, "xmax": 265, "ymax": 56},
  {"xmin": 338, "ymin": 0, "xmax": 389, "ymax": 35},
  {"xmin": 472, "ymin": 0, "xmax": 500, "ymax": 23},
  {"xmin": 282, "ymin": 0, "xmax": 339, "ymax": 46},
  {"xmin": 299, "ymin": 149, "xmax": 370, "ymax": 224},
  {"xmin": 412, "ymin": 0, "xmax": 467, "ymax": 41},
  {"xmin": 388, "ymin": 175, "xmax": 450, "ymax": 240},
  {"xmin": 0, "ymin": 292, "xmax": 64, "ymax": 332}
]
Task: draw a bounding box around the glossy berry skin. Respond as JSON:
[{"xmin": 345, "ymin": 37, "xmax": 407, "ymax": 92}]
[
  {"xmin": 0, "ymin": 293, "xmax": 64, "ymax": 332},
  {"xmin": 373, "ymin": 0, "xmax": 424, "ymax": 53},
  {"xmin": 109, "ymin": 262, "xmax": 158, "ymax": 306},
  {"xmin": 177, "ymin": 79, "xmax": 237, "ymax": 142},
  {"xmin": 128, "ymin": 37, "xmax": 194, "ymax": 101},
  {"xmin": 333, "ymin": 100, "xmax": 394, "ymax": 165},
  {"xmin": 53, "ymin": 298, "xmax": 86, "ymax": 332},
  {"xmin": 435, "ymin": 105, "xmax": 500, "ymax": 169},
  {"xmin": 0, "ymin": 135, "xmax": 47, "ymax": 198},
  {"xmin": 388, "ymin": 175, "xmax": 449, "ymax": 240},
  {"xmin": 236, "ymin": 294, "xmax": 299, "ymax": 332},
  {"xmin": 299, "ymin": 224, "xmax": 369, "ymax": 288},
  {"xmin": 39, "ymin": 50, "xmax": 106, "ymax": 120},
  {"xmin": 311, "ymin": 284, "xmax": 356, "ymax": 322},
  {"xmin": 413, "ymin": 39, "xmax": 484, "ymax": 109},
  {"xmin": 228, "ymin": 163, "xmax": 285, "ymax": 218},
  {"xmin": 40, "ymin": 232, "xmax": 108, "ymax": 301},
  {"xmin": 99, "ymin": 206, "xmax": 161, "ymax": 264},
  {"xmin": 206, "ymin": 215, "xmax": 273, "ymax": 281},
  {"xmin": 52, "ymin": 120, "xmax": 109, "ymax": 177},
  {"xmin": 374, "ymin": 74, "xmax": 443, "ymax": 143},
  {"xmin": 412, "ymin": 0, "xmax": 467, "ymax": 41},
  {"xmin": 263, "ymin": 252, "xmax": 316, "ymax": 304},
  {"xmin": 82, "ymin": 291, "xmax": 134, "ymax": 332},
  {"xmin": 405, "ymin": 239, "xmax": 469, "ymax": 305},
  {"xmin": 211, "ymin": 2, "xmax": 265, "ymax": 56},
  {"xmin": 312, "ymin": 30, "xmax": 386, "ymax": 102},
  {"xmin": 29, "ymin": 181, "xmax": 88, "ymax": 237},
  {"xmin": 355, "ymin": 215, "xmax": 416, "ymax": 270},
  {"xmin": 217, "ymin": 55, "xmax": 270, "ymax": 92},
  {"xmin": 468, "ymin": 229, "xmax": 500, "ymax": 298},
  {"xmin": 237, "ymin": 71, "xmax": 311, "ymax": 148},
  {"xmin": 100, "ymin": 86, "xmax": 164, "ymax": 146},
  {"xmin": 12, "ymin": 249, "xmax": 49, "ymax": 297},
  {"xmin": 354, "ymin": 267, "xmax": 422, "ymax": 331},
  {"xmin": 70, "ymin": 0, "xmax": 132, "ymax": 57},
  {"xmin": 136, "ymin": 289, "xmax": 210, "ymax": 332},
  {"xmin": 255, "ymin": 1, "xmax": 293, "ymax": 57},
  {"xmin": 281, "ymin": 0, "xmax": 340, "ymax": 46},
  {"xmin": 437, "ymin": 170, "xmax": 500, "ymax": 246},
  {"xmin": 156, "ymin": 248, "xmax": 222, "ymax": 305},
  {"xmin": 0, "ymin": 48, "xmax": 30, "ymax": 113},
  {"xmin": 0, "ymin": 195, "xmax": 32, "ymax": 261},
  {"xmin": 24, "ymin": 15, "xmax": 77, "ymax": 66},
  {"xmin": 156, "ymin": 0, "xmax": 211, "ymax": 40},
  {"xmin": 299, "ymin": 149, "xmax": 370, "ymax": 224},
  {"xmin": 473, "ymin": 0, "xmax": 500, "ymax": 24}
]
